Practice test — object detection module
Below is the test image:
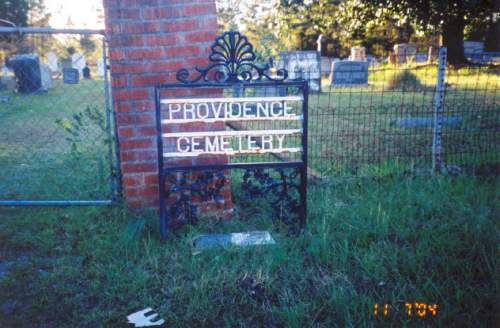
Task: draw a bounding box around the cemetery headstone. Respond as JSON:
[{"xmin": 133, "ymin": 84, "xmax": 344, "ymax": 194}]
[
  {"xmin": 349, "ymin": 46, "xmax": 366, "ymax": 61},
  {"xmin": 40, "ymin": 64, "xmax": 53, "ymax": 89},
  {"xmin": 463, "ymin": 41, "xmax": 484, "ymax": 55},
  {"xmin": 63, "ymin": 68, "xmax": 79, "ymax": 84},
  {"xmin": 6, "ymin": 54, "xmax": 42, "ymax": 93},
  {"xmin": 46, "ymin": 51, "xmax": 59, "ymax": 72},
  {"xmin": 96, "ymin": 58, "xmax": 105, "ymax": 77},
  {"xmin": 1, "ymin": 66, "xmax": 15, "ymax": 91},
  {"xmin": 82, "ymin": 66, "xmax": 91, "ymax": 79},
  {"xmin": 330, "ymin": 60, "xmax": 369, "ymax": 85},
  {"xmin": 279, "ymin": 51, "xmax": 321, "ymax": 92},
  {"xmin": 393, "ymin": 43, "xmax": 417, "ymax": 64},
  {"xmin": 71, "ymin": 53, "xmax": 86, "ymax": 75}
]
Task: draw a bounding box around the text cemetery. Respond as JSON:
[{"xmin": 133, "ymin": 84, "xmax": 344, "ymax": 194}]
[{"xmin": 161, "ymin": 96, "xmax": 303, "ymax": 157}]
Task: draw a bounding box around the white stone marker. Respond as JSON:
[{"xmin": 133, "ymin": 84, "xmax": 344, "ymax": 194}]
[
  {"xmin": 40, "ymin": 64, "xmax": 54, "ymax": 89},
  {"xmin": 350, "ymin": 46, "xmax": 366, "ymax": 61},
  {"xmin": 96, "ymin": 58, "xmax": 105, "ymax": 77},
  {"xmin": 46, "ymin": 51, "xmax": 59, "ymax": 72},
  {"xmin": 71, "ymin": 53, "xmax": 86, "ymax": 75}
]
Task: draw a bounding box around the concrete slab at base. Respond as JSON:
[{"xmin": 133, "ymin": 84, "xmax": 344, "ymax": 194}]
[{"xmin": 192, "ymin": 231, "xmax": 276, "ymax": 250}]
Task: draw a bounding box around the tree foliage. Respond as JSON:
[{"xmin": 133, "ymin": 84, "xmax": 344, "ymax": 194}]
[{"xmin": 363, "ymin": 0, "xmax": 496, "ymax": 65}]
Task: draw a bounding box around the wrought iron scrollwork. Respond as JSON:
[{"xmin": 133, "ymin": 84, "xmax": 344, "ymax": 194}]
[
  {"xmin": 176, "ymin": 31, "xmax": 288, "ymax": 84},
  {"xmin": 242, "ymin": 168, "xmax": 301, "ymax": 228},
  {"xmin": 165, "ymin": 170, "xmax": 226, "ymax": 229}
]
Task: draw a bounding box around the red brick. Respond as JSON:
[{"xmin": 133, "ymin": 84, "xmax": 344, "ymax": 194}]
[
  {"xmin": 108, "ymin": 8, "xmax": 141, "ymax": 19},
  {"xmin": 134, "ymin": 150, "xmax": 158, "ymax": 161},
  {"xmin": 114, "ymin": 88, "xmax": 149, "ymax": 101},
  {"xmin": 111, "ymin": 63, "xmax": 147, "ymax": 74},
  {"xmin": 123, "ymin": 175, "xmax": 143, "ymax": 187},
  {"xmin": 142, "ymin": 7, "xmax": 177, "ymax": 20},
  {"xmin": 163, "ymin": 19, "xmax": 198, "ymax": 32},
  {"xmin": 138, "ymin": 126, "xmax": 157, "ymax": 136},
  {"xmin": 183, "ymin": 4, "xmax": 216, "ymax": 16},
  {"xmin": 131, "ymin": 74, "xmax": 169, "ymax": 87},
  {"xmin": 122, "ymin": 162, "xmax": 157, "ymax": 174},
  {"xmin": 108, "ymin": 35, "xmax": 145, "ymax": 47},
  {"xmin": 145, "ymin": 34, "xmax": 179, "ymax": 46},
  {"xmin": 118, "ymin": 127, "xmax": 135, "ymax": 138},
  {"xmin": 120, "ymin": 138, "xmax": 154, "ymax": 150},
  {"xmin": 148, "ymin": 61, "xmax": 183, "ymax": 73},
  {"xmin": 111, "ymin": 75, "xmax": 128, "ymax": 88},
  {"xmin": 134, "ymin": 100, "xmax": 155, "ymax": 112},
  {"xmin": 127, "ymin": 48, "xmax": 163, "ymax": 59},
  {"xmin": 144, "ymin": 173, "xmax": 159, "ymax": 185},
  {"xmin": 167, "ymin": 45, "xmax": 202, "ymax": 57},
  {"xmin": 116, "ymin": 113, "xmax": 155, "ymax": 126},
  {"xmin": 126, "ymin": 185, "xmax": 158, "ymax": 198},
  {"xmin": 184, "ymin": 31, "xmax": 216, "ymax": 43},
  {"xmin": 115, "ymin": 101, "xmax": 132, "ymax": 113},
  {"xmin": 123, "ymin": 22, "xmax": 162, "ymax": 34}
]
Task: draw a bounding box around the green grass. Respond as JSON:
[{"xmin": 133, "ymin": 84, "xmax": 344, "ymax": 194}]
[
  {"xmin": 0, "ymin": 174, "xmax": 498, "ymax": 326},
  {"xmin": 0, "ymin": 78, "xmax": 112, "ymax": 200},
  {"xmin": 0, "ymin": 66, "xmax": 498, "ymax": 326}
]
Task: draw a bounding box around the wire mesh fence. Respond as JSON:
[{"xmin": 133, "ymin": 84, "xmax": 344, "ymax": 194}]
[
  {"xmin": 0, "ymin": 29, "xmax": 118, "ymax": 203},
  {"xmin": 285, "ymin": 55, "xmax": 499, "ymax": 177}
]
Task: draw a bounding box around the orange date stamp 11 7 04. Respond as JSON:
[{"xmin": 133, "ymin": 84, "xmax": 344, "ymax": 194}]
[{"xmin": 373, "ymin": 302, "xmax": 438, "ymax": 318}]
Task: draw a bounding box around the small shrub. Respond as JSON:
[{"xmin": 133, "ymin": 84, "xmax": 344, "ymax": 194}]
[{"xmin": 386, "ymin": 69, "xmax": 427, "ymax": 91}]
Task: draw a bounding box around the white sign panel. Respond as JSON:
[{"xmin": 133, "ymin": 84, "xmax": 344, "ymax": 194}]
[{"xmin": 161, "ymin": 96, "xmax": 303, "ymax": 158}]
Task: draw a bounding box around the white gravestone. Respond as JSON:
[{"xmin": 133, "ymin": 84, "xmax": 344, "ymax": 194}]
[
  {"xmin": 393, "ymin": 43, "xmax": 417, "ymax": 64},
  {"xmin": 349, "ymin": 46, "xmax": 366, "ymax": 61},
  {"xmin": 46, "ymin": 52, "xmax": 59, "ymax": 72},
  {"xmin": 40, "ymin": 64, "xmax": 54, "ymax": 89},
  {"xmin": 1, "ymin": 66, "xmax": 15, "ymax": 90},
  {"xmin": 279, "ymin": 51, "xmax": 321, "ymax": 92},
  {"xmin": 71, "ymin": 53, "xmax": 86, "ymax": 75},
  {"xmin": 96, "ymin": 58, "xmax": 105, "ymax": 77},
  {"xmin": 330, "ymin": 60, "xmax": 368, "ymax": 85}
]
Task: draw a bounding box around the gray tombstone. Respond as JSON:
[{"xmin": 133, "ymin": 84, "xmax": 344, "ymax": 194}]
[
  {"xmin": 279, "ymin": 51, "xmax": 321, "ymax": 92},
  {"xmin": 463, "ymin": 41, "xmax": 484, "ymax": 55},
  {"xmin": 393, "ymin": 43, "xmax": 417, "ymax": 64},
  {"xmin": 63, "ymin": 68, "xmax": 79, "ymax": 84},
  {"xmin": 330, "ymin": 60, "xmax": 369, "ymax": 85}
]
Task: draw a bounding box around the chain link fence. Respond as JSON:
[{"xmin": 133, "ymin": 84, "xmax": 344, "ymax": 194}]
[{"xmin": 0, "ymin": 28, "xmax": 119, "ymax": 204}]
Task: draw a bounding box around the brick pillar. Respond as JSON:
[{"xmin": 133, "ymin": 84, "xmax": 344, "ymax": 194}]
[{"xmin": 103, "ymin": 0, "xmax": 232, "ymax": 215}]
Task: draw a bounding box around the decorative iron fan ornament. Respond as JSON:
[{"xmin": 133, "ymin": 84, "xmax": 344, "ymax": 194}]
[{"xmin": 176, "ymin": 31, "xmax": 288, "ymax": 84}]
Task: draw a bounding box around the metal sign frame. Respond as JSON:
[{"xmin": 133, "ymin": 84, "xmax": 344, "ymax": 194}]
[{"xmin": 154, "ymin": 31, "xmax": 308, "ymax": 239}]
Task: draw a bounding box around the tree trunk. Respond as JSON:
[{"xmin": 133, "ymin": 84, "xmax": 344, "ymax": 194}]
[{"xmin": 440, "ymin": 17, "xmax": 467, "ymax": 66}]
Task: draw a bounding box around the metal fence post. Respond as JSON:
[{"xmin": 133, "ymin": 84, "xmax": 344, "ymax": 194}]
[
  {"xmin": 102, "ymin": 36, "xmax": 122, "ymax": 201},
  {"xmin": 432, "ymin": 47, "xmax": 447, "ymax": 172}
]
